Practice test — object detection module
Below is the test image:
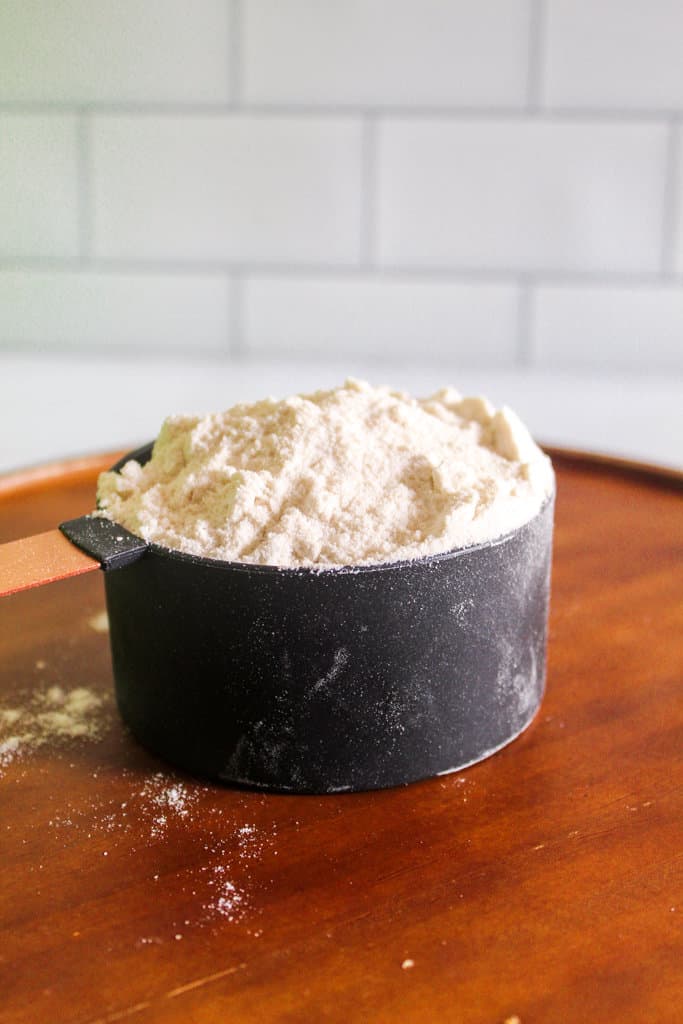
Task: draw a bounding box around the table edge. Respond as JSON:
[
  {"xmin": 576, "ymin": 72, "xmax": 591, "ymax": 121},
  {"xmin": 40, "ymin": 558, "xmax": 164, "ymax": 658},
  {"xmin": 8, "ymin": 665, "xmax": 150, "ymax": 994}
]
[{"xmin": 543, "ymin": 445, "xmax": 683, "ymax": 491}]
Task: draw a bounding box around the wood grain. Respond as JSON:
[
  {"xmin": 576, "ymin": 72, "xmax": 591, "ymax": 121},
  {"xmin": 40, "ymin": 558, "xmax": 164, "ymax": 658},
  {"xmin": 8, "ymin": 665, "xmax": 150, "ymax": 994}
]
[
  {"xmin": 0, "ymin": 451, "xmax": 681, "ymax": 1024},
  {"xmin": 0, "ymin": 529, "xmax": 100, "ymax": 597}
]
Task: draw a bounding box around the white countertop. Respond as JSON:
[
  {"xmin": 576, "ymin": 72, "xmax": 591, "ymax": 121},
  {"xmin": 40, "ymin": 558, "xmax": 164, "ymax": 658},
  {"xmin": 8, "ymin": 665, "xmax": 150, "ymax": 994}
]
[{"xmin": 1, "ymin": 354, "xmax": 681, "ymax": 475}]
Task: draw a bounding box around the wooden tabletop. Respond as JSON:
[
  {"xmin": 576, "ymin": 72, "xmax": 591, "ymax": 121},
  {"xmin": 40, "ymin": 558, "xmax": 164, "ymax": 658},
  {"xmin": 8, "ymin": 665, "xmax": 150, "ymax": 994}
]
[{"xmin": 1, "ymin": 450, "xmax": 681, "ymax": 1024}]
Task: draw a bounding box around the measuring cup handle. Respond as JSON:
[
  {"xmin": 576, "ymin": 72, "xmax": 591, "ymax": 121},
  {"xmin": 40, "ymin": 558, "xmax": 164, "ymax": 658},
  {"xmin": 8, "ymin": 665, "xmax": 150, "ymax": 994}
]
[{"xmin": 60, "ymin": 516, "xmax": 149, "ymax": 571}]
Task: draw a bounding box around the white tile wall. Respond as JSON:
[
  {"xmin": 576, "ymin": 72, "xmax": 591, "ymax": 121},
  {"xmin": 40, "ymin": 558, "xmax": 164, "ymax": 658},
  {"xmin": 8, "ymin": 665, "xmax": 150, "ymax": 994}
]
[
  {"xmin": 532, "ymin": 285, "xmax": 683, "ymax": 369},
  {"xmin": 0, "ymin": 0, "xmax": 232, "ymax": 104},
  {"xmin": 3, "ymin": 356, "xmax": 681, "ymax": 472},
  {"xmin": 91, "ymin": 115, "xmax": 363, "ymax": 264},
  {"xmin": 671, "ymin": 125, "xmax": 683, "ymax": 274},
  {"xmin": 244, "ymin": 276, "xmax": 519, "ymax": 361},
  {"xmin": 376, "ymin": 119, "xmax": 668, "ymax": 272},
  {"xmin": 0, "ymin": 271, "xmax": 230, "ymax": 352},
  {"xmin": 244, "ymin": 0, "xmax": 531, "ymax": 107},
  {"xmin": 544, "ymin": 0, "xmax": 683, "ymax": 110},
  {"xmin": 0, "ymin": 0, "xmax": 681, "ymax": 385},
  {"xmin": 0, "ymin": 115, "xmax": 79, "ymax": 261}
]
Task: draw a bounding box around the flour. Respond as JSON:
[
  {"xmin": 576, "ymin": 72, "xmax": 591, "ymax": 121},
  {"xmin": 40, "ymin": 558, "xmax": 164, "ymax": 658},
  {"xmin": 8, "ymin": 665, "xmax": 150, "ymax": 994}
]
[
  {"xmin": 97, "ymin": 379, "xmax": 553, "ymax": 568},
  {"xmin": 0, "ymin": 684, "xmax": 110, "ymax": 773},
  {"xmin": 1, "ymin": 684, "xmax": 275, "ymax": 936},
  {"xmin": 139, "ymin": 773, "xmax": 197, "ymax": 838},
  {"xmin": 87, "ymin": 610, "xmax": 109, "ymax": 633}
]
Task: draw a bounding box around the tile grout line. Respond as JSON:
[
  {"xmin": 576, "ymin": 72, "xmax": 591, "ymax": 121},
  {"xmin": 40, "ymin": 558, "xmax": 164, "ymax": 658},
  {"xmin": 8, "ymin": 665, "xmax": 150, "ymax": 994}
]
[
  {"xmin": 359, "ymin": 115, "xmax": 377, "ymax": 268},
  {"xmin": 526, "ymin": 0, "xmax": 546, "ymax": 112},
  {"xmin": 229, "ymin": 0, "xmax": 243, "ymax": 108},
  {"xmin": 76, "ymin": 110, "xmax": 92, "ymax": 265},
  {"xmin": 2, "ymin": 260, "xmax": 682, "ymax": 287},
  {"xmin": 0, "ymin": 101, "xmax": 680, "ymax": 123},
  {"xmin": 660, "ymin": 117, "xmax": 680, "ymax": 274}
]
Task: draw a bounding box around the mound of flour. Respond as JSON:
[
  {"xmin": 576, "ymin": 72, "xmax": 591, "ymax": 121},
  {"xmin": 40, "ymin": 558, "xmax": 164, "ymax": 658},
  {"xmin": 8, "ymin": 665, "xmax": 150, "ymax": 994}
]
[{"xmin": 97, "ymin": 379, "xmax": 553, "ymax": 568}]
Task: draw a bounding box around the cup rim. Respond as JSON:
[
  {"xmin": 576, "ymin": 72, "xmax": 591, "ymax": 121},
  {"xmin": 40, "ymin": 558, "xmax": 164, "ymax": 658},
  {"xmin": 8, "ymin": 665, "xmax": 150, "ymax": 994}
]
[{"xmin": 102, "ymin": 442, "xmax": 555, "ymax": 577}]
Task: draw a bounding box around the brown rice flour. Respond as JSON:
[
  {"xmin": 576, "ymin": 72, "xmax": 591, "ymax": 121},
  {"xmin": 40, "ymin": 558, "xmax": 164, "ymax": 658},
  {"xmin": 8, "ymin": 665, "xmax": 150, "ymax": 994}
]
[{"xmin": 97, "ymin": 379, "xmax": 553, "ymax": 568}]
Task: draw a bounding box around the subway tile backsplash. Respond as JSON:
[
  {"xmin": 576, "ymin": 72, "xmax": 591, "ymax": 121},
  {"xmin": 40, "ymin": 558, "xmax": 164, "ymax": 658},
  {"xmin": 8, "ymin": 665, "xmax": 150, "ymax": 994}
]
[
  {"xmin": 0, "ymin": 0, "xmax": 233, "ymax": 104},
  {"xmin": 0, "ymin": 115, "xmax": 80, "ymax": 261},
  {"xmin": 244, "ymin": 276, "xmax": 520, "ymax": 362},
  {"xmin": 376, "ymin": 119, "xmax": 667, "ymax": 272},
  {"xmin": 0, "ymin": 0, "xmax": 682, "ymax": 373},
  {"xmin": 243, "ymin": 0, "xmax": 532, "ymax": 108},
  {"xmin": 532, "ymin": 284, "xmax": 683, "ymax": 370},
  {"xmin": 543, "ymin": 0, "xmax": 683, "ymax": 111},
  {"xmin": 91, "ymin": 115, "xmax": 363, "ymax": 264},
  {"xmin": 0, "ymin": 270, "xmax": 231, "ymax": 352}
]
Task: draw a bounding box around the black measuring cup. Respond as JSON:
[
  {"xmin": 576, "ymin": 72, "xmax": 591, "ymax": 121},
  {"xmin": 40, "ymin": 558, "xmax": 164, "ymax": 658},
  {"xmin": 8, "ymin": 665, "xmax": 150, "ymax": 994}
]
[{"xmin": 58, "ymin": 443, "xmax": 555, "ymax": 794}]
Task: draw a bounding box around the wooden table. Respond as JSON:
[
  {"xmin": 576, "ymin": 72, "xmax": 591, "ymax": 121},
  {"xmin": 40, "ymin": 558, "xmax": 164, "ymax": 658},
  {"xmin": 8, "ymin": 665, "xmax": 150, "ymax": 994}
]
[{"xmin": 1, "ymin": 450, "xmax": 681, "ymax": 1024}]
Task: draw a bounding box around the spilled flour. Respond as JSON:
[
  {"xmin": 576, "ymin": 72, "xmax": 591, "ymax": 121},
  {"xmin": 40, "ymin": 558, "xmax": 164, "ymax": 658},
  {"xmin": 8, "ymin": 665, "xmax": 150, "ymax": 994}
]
[
  {"xmin": 45, "ymin": 768, "xmax": 277, "ymax": 927},
  {"xmin": 87, "ymin": 610, "xmax": 109, "ymax": 634},
  {"xmin": 1, "ymin": 678, "xmax": 275, "ymax": 933},
  {"xmin": 0, "ymin": 684, "xmax": 110, "ymax": 772},
  {"xmin": 139, "ymin": 773, "xmax": 197, "ymax": 838},
  {"xmin": 97, "ymin": 378, "xmax": 554, "ymax": 567}
]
